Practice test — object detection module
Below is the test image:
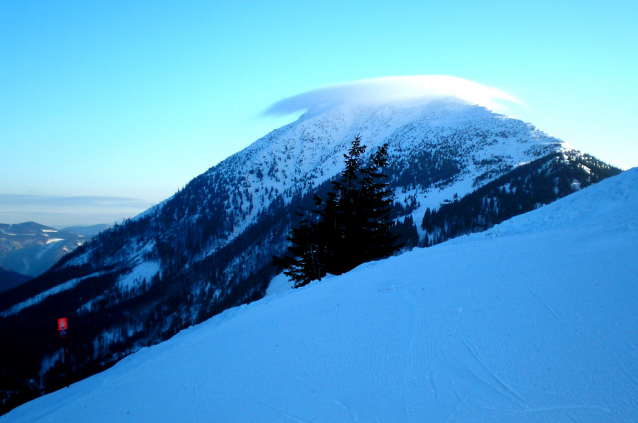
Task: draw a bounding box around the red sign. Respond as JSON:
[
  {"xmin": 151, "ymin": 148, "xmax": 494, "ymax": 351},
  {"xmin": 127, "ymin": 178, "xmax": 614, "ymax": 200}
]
[{"xmin": 58, "ymin": 317, "xmax": 68, "ymax": 331}]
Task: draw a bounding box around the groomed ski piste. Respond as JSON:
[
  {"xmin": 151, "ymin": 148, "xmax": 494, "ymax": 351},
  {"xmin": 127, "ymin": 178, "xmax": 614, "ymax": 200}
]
[{"xmin": 3, "ymin": 169, "xmax": 637, "ymax": 422}]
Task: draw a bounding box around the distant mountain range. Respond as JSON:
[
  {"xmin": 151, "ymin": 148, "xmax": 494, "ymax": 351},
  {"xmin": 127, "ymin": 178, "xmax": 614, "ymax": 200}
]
[
  {"xmin": 59, "ymin": 224, "xmax": 110, "ymax": 238},
  {"xmin": 0, "ymin": 222, "xmax": 110, "ymax": 281},
  {"xmin": 0, "ymin": 97, "xmax": 621, "ymax": 414}
]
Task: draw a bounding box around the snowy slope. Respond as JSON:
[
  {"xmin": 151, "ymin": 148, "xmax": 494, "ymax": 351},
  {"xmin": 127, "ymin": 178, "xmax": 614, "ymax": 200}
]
[
  {"xmin": 9, "ymin": 94, "xmax": 619, "ymax": 417},
  {"xmin": 3, "ymin": 169, "xmax": 636, "ymax": 422}
]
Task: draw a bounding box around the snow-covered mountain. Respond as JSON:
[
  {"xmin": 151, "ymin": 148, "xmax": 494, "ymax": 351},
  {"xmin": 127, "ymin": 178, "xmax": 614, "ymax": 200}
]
[
  {"xmin": 0, "ymin": 222, "xmax": 89, "ymax": 278},
  {"xmin": 2, "ymin": 167, "xmax": 636, "ymax": 423},
  {"xmin": 0, "ymin": 97, "xmax": 620, "ymax": 414}
]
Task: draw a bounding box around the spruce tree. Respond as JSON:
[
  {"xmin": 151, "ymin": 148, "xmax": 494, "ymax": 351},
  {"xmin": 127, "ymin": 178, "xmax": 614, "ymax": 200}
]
[
  {"xmin": 271, "ymin": 212, "xmax": 321, "ymax": 287},
  {"xmin": 274, "ymin": 136, "xmax": 400, "ymax": 286},
  {"xmin": 322, "ymin": 135, "xmax": 368, "ymax": 275},
  {"xmin": 357, "ymin": 143, "xmax": 400, "ymax": 261}
]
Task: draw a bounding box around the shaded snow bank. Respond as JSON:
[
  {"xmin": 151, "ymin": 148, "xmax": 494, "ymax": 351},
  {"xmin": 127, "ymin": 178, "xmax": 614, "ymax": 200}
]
[
  {"xmin": 264, "ymin": 273, "xmax": 293, "ymax": 297},
  {"xmin": 2, "ymin": 169, "xmax": 637, "ymax": 422}
]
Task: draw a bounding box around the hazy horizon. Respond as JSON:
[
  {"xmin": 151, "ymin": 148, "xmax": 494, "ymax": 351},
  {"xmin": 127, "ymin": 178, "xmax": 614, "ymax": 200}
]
[{"xmin": 0, "ymin": 194, "xmax": 154, "ymax": 228}]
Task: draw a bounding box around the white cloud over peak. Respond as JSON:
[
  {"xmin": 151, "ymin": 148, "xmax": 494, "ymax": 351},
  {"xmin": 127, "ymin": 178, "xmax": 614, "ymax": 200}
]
[{"xmin": 264, "ymin": 75, "xmax": 523, "ymax": 115}]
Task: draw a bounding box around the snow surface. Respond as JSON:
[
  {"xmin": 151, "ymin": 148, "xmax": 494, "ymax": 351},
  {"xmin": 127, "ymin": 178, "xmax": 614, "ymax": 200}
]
[
  {"xmin": 115, "ymin": 261, "xmax": 160, "ymax": 292},
  {"xmin": 44, "ymin": 238, "xmax": 63, "ymax": 244},
  {"xmin": 3, "ymin": 169, "xmax": 637, "ymax": 422},
  {"xmin": 264, "ymin": 273, "xmax": 294, "ymax": 297},
  {"xmin": 265, "ymin": 273, "xmax": 338, "ymax": 297}
]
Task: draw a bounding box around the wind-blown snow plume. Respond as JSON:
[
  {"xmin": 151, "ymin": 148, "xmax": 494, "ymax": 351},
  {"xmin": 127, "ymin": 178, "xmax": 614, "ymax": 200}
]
[{"xmin": 264, "ymin": 75, "xmax": 523, "ymax": 115}]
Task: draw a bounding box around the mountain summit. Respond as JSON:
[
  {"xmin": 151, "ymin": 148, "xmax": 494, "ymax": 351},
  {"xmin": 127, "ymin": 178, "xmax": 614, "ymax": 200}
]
[{"xmin": 0, "ymin": 96, "xmax": 620, "ymax": 413}]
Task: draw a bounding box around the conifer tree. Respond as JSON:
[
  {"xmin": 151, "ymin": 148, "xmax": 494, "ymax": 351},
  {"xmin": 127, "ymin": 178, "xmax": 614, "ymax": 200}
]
[
  {"xmin": 272, "ymin": 212, "xmax": 321, "ymax": 287},
  {"xmin": 357, "ymin": 143, "xmax": 400, "ymax": 261},
  {"xmin": 322, "ymin": 135, "xmax": 368, "ymax": 274},
  {"xmin": 274, "ymin": 136, "xmax": 400, "ymax": 286}
]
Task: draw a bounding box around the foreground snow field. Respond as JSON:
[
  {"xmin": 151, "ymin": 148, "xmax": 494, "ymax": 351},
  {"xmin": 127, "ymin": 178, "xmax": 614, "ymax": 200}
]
[{"xmin": 3, "ymin": 169, "xmax": 637, "ymax": 422}]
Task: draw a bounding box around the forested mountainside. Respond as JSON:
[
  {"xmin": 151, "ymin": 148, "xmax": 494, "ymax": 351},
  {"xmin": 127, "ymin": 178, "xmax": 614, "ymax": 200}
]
[
  {"xmin": 0, "ymin": 98, "xmax": 620, "ymax": 414},
  {"xmin": 0, "ymin": 267, "xmax": 31, "ymax": 294},
  {"xmin": 421, "ymin": 152, "xmax": 621, "ymax": 246}
]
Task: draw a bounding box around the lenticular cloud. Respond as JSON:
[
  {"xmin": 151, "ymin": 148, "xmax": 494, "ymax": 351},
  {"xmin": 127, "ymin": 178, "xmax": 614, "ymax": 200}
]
[{"xmin": 264, "ymin": 75, "xmax": 522, "ymax": 115}]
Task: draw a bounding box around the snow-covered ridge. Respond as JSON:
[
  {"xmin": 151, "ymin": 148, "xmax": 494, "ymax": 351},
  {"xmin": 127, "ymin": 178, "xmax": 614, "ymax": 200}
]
[
  {"xmin": 1, "ymin": 271, "xmax": 110, "ymax": 317},
  {"xmin": 198, "ymin": 98, "xmax": 570, "ymax": 247},
  {"xmin": 66, "ymin": 98, "xmax": 571, "ymax": 269},
  {"xmin": 3, "ymin": 166, "xmax": 636, "ymax": 422},
  {"xmin": 458, "ymin": 167, "xmax": 638, "ymax": 242}
]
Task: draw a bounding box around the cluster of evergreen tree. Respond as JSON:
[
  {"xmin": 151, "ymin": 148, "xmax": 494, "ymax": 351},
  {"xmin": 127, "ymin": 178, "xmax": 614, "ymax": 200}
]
[
  {"xmin": 421, "ymin": 152, "xmax": 622, "ymax": 246},
  {"xmin": 273, "ymin": 136, "xmax": 400, "ymax": 287}
]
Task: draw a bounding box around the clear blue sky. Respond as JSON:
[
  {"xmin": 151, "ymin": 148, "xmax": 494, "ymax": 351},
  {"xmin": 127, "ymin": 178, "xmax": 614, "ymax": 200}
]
[{"xmin": 1, "ymin": 0, "xmax": 636, "ymax": 226}]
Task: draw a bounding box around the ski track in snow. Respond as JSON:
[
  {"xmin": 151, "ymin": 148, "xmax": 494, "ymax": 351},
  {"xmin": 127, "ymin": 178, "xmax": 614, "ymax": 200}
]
[{"xmin": 2, "ymin": 169, "xmax": 638, "ymax": 422}]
